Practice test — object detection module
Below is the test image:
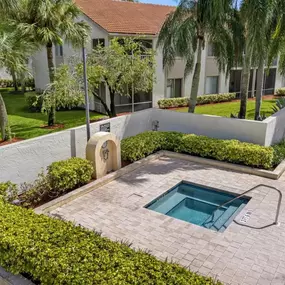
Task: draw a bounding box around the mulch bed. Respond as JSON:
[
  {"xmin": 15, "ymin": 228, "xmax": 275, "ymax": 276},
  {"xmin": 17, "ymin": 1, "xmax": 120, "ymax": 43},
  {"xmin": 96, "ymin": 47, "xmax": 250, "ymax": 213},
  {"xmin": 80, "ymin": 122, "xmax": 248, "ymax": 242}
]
[
  {"xmin": 0, "ymin": 138, "xmax": 23, "ymax": 146},
  {"xmin": 90, "ymin": 116, "xmax": 108, "ymax": 123},
  {"xmin": 40, "ymin": 123, "xmax": 65, "ymax": 130}
]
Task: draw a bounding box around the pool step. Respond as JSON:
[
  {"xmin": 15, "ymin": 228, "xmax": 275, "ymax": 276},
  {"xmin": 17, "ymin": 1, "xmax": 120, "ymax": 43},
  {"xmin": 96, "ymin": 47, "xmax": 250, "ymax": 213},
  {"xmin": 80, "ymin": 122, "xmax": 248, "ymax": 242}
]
[{"xmin": 209, "ymin": 205, "xmax": 238, "ymax": 231}]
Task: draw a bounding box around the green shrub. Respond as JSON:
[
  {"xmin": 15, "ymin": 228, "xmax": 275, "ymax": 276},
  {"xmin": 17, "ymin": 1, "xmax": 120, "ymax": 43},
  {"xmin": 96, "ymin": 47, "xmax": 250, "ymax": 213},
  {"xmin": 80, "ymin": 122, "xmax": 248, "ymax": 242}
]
[
  {"xmin": 47, "ymin": 157, "xmax": 93, "ymax": 194},
  {"xmin": 177, "ymin": 134, "xmax": 273, "ymax": 169},
  {"xmin": 273, "ymin": 140, "xmax": 285, "ymax": 166},
  {"xmin": 0, "ymin": 182, "xmax": 17, "ymax": 202},
  {"xmin": 24, "ymin": 77, "xmax": 35, "ymax": 90},
  {"xmin": 0, "ymin": 79, "xmax": 14, "ymax": 88},
  {"xmin": 275, "ymin": 88, "xmax": 285, "ymax": 96},
  {"xmin": 122, "ymin": 131, "xmax": 274, "ymax": 169},
  {"xmin": 25, "ymin": 92, "xmax": 43, "ymax": 112},
  {"xmin": 0, "ymin": 200, "xmax": 222, "ymax": 285},
  {"xmin": 121, "ymin": 132, "xmax": 183, "ymax": 162},
  {"xmin": 158, "ymin": 93, "xmax": 236, "ymax": 109},
  {"xmin": 197, "ymin": 93, "xmax": 236, "ymax": 105},
  {"xmin": 20, "ymin": 158, "xmax": 93, "ymax": 207}
]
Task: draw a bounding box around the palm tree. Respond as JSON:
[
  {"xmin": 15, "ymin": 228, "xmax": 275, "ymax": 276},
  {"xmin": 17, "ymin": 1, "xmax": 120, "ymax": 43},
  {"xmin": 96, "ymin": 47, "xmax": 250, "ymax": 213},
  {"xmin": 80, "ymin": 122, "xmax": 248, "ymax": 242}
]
[
  {"xmin": 0, "ymin": 19, "xmax": 38, "ymax": 140},
  {"xmin": 0, "ymin": 30, "xmax": 24, "ymax": 141},
  {"xmin": 157, "ymin": 0, "xmax": 235, "ymax": 113},
  {"xmin": 254, "ymin": 2, "xmax": 276, "ymax": 120},
  {"xmin": 0, "ymin": 0, "xmax": 18, "ymax": 11},
  {"xmin": 237, "ymin": 0, "xmax": 277, "ymax": 119},
  {"xmin": 17, "ymin": 0, "xmax": 90, "ymax": 126},
  {"xmin": 268, "ymin": 1, "xmax": 285, "ymax": 78}
]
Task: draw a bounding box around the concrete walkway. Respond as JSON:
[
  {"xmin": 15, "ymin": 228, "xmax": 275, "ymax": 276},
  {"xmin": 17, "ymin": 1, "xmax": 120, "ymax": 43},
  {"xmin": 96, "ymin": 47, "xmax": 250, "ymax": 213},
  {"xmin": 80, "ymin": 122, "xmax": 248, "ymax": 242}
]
[{"xmin": 50, "ymin": 156, "xmax": 285, "ymax": 285}]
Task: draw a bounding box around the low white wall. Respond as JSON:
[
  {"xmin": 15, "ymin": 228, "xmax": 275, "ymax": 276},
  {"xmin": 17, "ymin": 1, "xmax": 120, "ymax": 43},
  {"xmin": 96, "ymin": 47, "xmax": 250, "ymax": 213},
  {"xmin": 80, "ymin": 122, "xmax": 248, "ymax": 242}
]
[
  {"xmin": 0, "ymin": 110, "xmax": 153, "ymax": 185},
  {"xmin": 264, "ymin": 108, "xmax": 285, "ymax": 145},
  {"xmin": 152, "ymin": 109, "xmax": 268, "ymax": 145},
  {"xmin": 2, "ymin": 107, "xmax": 285, "ymax": 185}
]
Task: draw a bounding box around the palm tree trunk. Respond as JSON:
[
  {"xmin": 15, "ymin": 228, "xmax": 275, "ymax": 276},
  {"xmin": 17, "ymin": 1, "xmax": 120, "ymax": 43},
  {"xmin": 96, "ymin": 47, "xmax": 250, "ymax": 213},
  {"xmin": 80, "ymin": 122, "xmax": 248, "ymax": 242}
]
[
  {"xmin": 46, "ymin": 42, "xmax": 56, "ymax": 126},
  {"xmin": 239, "ymin": 47, "xmax": 252, "ymax": 119},
  {"xmin": 11, "ymin": 69, "xmax": 18, "ymax": 92},
  {"xmin": 0, "ymin": 93, "xmax": 11, "ymax": 141},
  {"xmin": 188, "ymin": 39, "xmax": 203, "ymax": 113},
  {"xmin": 20, "ymin": 72, "xmax": 26, "ymax": 94},
  {"xmin": 255, "ymin": 59, "xmax": 264, "ymax": 120}
]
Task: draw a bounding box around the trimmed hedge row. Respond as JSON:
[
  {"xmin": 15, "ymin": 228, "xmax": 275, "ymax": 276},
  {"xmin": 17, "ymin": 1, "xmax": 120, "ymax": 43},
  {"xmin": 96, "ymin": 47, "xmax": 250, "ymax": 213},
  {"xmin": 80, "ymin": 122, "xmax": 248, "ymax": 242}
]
[
  {"xmin": 158, "ymin": 93, "xmax": 236, "ymax": 109},
  {"xmin": 121, "ymin": 131, "xmax": 274, "ymax": 169},
  {"xmin": 275, "ymin": 88, "xmax": 285, "ymax": 96},
  {"xmin": 0, "ymin": 200, "xmax": 222, "ymax": 285},
  {"xmin": 0, "ymin": 79, "xmax": 14, "ymax": 88},
  {"xmin": 0, "ymin": 78, "xmax": 35, "ymax": 89},
  {"xmin": 9, "ymin": 157, "xmax": 94, "ymax": 208}
]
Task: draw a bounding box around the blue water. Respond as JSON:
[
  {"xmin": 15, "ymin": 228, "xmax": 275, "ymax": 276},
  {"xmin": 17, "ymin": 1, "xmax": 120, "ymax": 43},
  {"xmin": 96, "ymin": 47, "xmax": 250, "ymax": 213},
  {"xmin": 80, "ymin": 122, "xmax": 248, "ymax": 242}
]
[{"xmin": 146, "ymin": 182, "xmax": 249, "ymax": 232}]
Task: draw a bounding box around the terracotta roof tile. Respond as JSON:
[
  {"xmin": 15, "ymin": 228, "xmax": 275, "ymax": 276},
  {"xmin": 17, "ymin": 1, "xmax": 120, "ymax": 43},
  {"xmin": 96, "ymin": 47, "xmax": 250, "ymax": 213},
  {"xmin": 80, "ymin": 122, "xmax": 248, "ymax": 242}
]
[{"xmin": 75, "ymin": 0, "xmax": 175, "ymax": 35}]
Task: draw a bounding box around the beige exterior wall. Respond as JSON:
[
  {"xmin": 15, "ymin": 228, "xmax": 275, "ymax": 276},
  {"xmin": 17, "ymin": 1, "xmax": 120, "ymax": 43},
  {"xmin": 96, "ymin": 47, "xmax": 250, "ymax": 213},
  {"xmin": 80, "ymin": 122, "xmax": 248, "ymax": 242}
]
[{"xmin": 32, "ymin": 16, "xmax": 285, "ymax": 106}]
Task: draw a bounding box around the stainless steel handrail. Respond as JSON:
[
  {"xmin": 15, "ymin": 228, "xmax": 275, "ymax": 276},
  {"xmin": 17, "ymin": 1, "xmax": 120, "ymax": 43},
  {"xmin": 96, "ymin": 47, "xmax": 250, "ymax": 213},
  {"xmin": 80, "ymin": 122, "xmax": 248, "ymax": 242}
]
[{"xmin": 208, "ymin": 184, "xmax": 282, "ymax": 228}]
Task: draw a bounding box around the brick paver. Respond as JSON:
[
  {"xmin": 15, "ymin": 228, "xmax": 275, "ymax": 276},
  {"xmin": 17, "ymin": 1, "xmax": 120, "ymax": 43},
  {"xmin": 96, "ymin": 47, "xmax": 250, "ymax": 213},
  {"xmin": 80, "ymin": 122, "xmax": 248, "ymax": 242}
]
[{"xmin": 50, "ymin": 156, "xmax": 285, "ymax": 285}]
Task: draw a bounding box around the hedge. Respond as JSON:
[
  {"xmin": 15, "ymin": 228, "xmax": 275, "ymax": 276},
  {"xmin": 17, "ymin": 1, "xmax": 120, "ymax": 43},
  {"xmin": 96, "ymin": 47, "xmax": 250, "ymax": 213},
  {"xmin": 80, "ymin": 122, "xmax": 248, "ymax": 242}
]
[
  {"xmin": 20, "ymin": 157, "xmax": 94, "ymax": 207},
  {"xmin": 121, "ymin": 131, "xmax": 274, "ymax": 169},
  {"xmin": 0, "ymin": 78, "xmax": 35, "ymax": 89},
  {"xmin": 0, "ymin": 79, "xmax": 14, "ymax": 88},
  {"xmin": 275, "ymin": 88, "xmax": 285, "ymax": 96},
  {"xmin": 47, "ymin": 157, "xmax": 94, "ymax": 194},
  {"xmin": 272, "ymin": 140, "xmax": 285, "ymax": 166},
  {"xmin": 158, "ymin": 93, "xmax": 236, "ymax": 109},
  {"xmin": 0, "ymin": 200, "xmax": 222, "ymax": 285}
]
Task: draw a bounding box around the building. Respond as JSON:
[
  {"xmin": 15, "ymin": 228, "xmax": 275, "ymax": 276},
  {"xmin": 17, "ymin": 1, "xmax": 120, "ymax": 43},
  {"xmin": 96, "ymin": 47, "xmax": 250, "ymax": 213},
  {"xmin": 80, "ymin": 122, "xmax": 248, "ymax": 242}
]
[{"xmin": 32, "ymin": 0, "xmax": 285, "ymax": 114}]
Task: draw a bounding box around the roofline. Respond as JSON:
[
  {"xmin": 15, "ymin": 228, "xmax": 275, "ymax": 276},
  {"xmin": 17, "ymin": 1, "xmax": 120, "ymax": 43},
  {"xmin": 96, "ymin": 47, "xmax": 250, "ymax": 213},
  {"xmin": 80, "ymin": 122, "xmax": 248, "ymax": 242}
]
[
  {"xmin": 81, "ymin": 12, "xmax": 109, "ymax": 34},
  {"xmin": 108, "ymin": 32, "xmax": 156, "ymax": 38}
]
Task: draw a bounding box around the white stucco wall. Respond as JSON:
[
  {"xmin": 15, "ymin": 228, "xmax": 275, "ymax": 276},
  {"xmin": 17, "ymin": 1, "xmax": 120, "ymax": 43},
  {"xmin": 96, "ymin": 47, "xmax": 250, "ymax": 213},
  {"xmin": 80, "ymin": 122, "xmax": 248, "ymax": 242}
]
[
  {"xmin": 0, "ymin": 110, "xmax": 153, "ymax": 185},
  {"xmin": 3, "ymin": 107, "xmax": 285, "ymax": 185},
  {"xmin": 153, "ymin": 38, "xmax": 166, "ymax": 106},
  {"xmin": 152, "ymin": 109, "xmax": 268, "ymax": 145},
  {"xmin": 264, "ymin": 108, "xmax": 285, "ymax": 145},
  {"xmin": 0, "ymin": 68, "xmax": 11, "ymax": 79}
]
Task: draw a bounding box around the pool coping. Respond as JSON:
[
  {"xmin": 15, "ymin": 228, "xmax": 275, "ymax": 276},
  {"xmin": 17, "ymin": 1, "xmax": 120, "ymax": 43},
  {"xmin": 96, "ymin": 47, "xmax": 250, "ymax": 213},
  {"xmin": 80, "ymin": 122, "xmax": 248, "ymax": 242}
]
[{"xmin": 35, "ymin": 151, "xmax": 285, "ymax": 215}]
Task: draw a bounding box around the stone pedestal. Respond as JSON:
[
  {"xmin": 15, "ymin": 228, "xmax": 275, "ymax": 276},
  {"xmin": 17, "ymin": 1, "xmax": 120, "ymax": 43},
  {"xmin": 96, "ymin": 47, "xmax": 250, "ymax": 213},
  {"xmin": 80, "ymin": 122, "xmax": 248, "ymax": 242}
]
[{"xmin": 86, "ymin": 132, "xmax": 121, "ymax": 179}]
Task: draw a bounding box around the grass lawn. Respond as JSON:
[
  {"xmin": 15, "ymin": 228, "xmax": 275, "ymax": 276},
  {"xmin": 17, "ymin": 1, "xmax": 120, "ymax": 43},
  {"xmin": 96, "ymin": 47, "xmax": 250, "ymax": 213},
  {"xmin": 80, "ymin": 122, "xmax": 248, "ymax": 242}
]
[
  {"xmin": 1, "ymin": 89, "xmax": 105, "ymax": 140},
  {"xmin": 176, "ymin": 99, "xmax": 276, "ymax": 119}
]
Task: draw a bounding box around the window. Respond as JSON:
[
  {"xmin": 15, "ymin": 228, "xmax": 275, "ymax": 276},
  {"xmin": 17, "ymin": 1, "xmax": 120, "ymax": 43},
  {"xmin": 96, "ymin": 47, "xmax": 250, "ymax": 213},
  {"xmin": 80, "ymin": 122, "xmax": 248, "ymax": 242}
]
[
  {"xmin": 55, "ymin": 45, "xmax": 63, "ymax": 57},
  {"xmin": 93, "ymin": 83, "xmax": 107, "ymax": 114},
  {"xmin": 114, "ymin": 85, "xmax": 153, "ymax": 113},
  {"xmin": 205, "ymin": 76, "xmax": 219, "ymax": 94},
  {"xmin": 93, "ymin": 38, "xmax": 105, "ymax": 49},
  {"xmin": 207, "ymin": 44, "xmax": 214, "ymax": 57},
  {"xmin": 167, "ymin": 79, "xmax": 182, "ymax": 98}
]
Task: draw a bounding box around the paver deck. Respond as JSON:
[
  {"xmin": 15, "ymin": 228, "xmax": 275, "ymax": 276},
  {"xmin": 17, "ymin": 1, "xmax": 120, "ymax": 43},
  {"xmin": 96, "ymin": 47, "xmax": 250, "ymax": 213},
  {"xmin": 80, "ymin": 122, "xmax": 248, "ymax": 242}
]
[{"xmin": 50, "ymin": 156, "xmax": 285, "ymax": 285}]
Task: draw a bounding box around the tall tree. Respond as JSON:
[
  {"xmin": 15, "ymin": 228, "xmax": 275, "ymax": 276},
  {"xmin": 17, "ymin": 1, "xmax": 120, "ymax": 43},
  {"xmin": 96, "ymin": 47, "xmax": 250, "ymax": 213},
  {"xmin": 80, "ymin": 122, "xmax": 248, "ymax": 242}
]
[
  {"xmin": 157, "ymin": 0, "xmax": 235, "ymax": 113},
  {"xmin": 238, "ymin": 0, "xmax": 276, "ymax": 119},
  {"xmin": 254, "ymin": 1, "xmax": 276, "ymax": 120},
  {"xmin": 268, "ymin": 1, "xmax": 285, "ymax": 77},
  {"xmin": 17, "ymin": 0, "xmax": 90, "ymax": 126},
  {"xmin": 83, "ymin": 38, "xmax": 155, "ymax": 117},
  {"xmin": 0, "ymin": 27, "xmax": 32, "ymax": 140}
]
